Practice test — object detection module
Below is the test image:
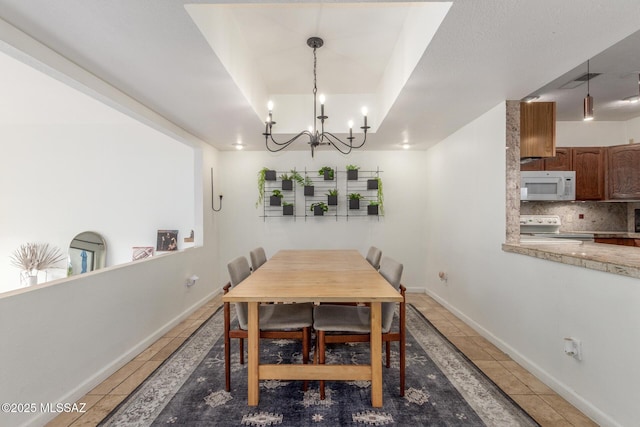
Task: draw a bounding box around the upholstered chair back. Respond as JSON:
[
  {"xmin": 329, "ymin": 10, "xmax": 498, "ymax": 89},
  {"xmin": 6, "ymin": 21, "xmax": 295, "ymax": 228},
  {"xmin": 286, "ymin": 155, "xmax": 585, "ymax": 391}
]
[
  {"xmin": 227, "ymin": 256, "xmax": 252, "ymax": 329},
  {"xmin": 366, "ymin": 246, "xmax": 382, "ymax": 270},
  {"xmin": 250, "ymin": 247, "xmax": 267, "ymax": 271},
  {"xmin": 379, "ymin": 256, "xmax": 403, "ymax": 332}
]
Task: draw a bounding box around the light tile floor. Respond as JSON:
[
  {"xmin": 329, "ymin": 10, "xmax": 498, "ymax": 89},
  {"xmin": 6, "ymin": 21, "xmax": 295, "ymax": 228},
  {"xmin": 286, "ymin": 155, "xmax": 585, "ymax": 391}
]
[{"xmin": 46, "ymin": 293, "xmax": 598, "ymax": 427}]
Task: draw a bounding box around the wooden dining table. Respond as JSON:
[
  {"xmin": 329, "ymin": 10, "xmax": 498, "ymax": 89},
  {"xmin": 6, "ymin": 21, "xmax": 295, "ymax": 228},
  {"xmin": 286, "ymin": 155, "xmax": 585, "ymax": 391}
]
[{"xmin": 222, "ymin": 249, "xmax": 403, "ymax": 407}]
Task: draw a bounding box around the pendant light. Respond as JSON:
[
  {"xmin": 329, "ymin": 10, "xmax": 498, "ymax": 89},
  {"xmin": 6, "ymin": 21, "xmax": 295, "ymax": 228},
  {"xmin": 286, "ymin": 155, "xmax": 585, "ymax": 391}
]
[{"xmin": 583, "ymin": 60, "xmax": 594, "ymax": 121}]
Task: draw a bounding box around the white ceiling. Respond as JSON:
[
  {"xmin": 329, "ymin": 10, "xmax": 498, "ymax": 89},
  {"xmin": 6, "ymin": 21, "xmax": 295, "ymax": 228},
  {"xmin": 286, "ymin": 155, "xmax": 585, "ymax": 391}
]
[
  {"xmin": 1, "ymin": 0, "xmax": 640, "ymax": 152},
  {"xmin": 184, "ymin": 2, "xmax": 451, "ymax": 135},
  {"xmin": 527, "ymin": 29, "xmax": 640, "ymax": 122}
]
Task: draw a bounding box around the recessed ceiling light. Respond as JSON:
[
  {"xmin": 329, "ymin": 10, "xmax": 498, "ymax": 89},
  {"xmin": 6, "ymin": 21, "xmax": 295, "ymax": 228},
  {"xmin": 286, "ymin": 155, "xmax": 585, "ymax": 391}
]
[
  {"xmin": 232, "ymin": 142, "xmax": 244, "ymax": 150},
  {"xmin": 402, "ymin": 143, "xmax": 410, "ymax": 150}
]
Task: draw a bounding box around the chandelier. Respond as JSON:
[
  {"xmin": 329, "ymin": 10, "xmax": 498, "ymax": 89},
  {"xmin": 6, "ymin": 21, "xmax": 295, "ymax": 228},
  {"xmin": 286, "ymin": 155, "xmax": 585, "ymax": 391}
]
[{"xmin": 263, "ymin": 37, "xmax": 370, "ymax": 157}]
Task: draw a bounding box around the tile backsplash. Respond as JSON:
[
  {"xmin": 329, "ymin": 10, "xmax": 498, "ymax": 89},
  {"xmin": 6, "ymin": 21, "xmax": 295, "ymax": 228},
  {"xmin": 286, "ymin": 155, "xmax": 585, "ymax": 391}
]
[{"xmin": 520, "ymin": 202, "xmax": 628, "ymax": 232}]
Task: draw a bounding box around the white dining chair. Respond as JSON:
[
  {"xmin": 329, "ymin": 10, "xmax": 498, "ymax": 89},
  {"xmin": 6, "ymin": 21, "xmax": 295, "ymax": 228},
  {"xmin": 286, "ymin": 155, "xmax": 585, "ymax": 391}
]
[
  {"xmin": 313, "ymin": 256, "xmax": 405, "ymax": 399},
  {"xmin": 223, "ymin": 256, "xmax": 313, "ymax": 392},
  {"xmin": 250, "ymin": 247, "xmax": 267, "ymax": 271},
  {"xmin": 365, "ymin": 246, "xmax": 382, "ymax": 270}
]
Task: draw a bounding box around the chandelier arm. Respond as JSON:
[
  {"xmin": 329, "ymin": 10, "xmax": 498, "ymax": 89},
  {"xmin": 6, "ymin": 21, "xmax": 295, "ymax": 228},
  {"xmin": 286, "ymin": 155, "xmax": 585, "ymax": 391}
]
[
  {"xmin": 325, "ymin": 139, "xmax": 354, "ymax": 155},
  {"xmin": 265, "ymin": 139, "xmax": 294, "ymax": 153},
  {"xmin": 265, "ymin": 131, "xmax": 311, "ymax": 153},
  {"xmin": 322, "ymin": 131, "xmax": 368, "ymax": 149},
  {"xmin": 267, "ymin": 131, "xmax": 311, "ymax": 147},
  {"xmin": 319, "ymin": 133, "xmax": 355, "ymax": 155}
]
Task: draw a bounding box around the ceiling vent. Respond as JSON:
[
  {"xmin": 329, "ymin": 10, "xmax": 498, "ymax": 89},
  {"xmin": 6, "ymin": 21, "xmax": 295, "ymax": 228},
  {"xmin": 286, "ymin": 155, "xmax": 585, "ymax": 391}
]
[{"xmin": 559, "ymin": 72, "xmax": 601, "ymax": 90}]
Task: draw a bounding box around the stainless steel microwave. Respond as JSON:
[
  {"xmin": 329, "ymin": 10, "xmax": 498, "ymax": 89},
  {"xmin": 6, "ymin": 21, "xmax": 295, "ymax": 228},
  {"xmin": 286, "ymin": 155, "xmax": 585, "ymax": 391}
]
[{"xmin": 521, "ymin": 171, "xmax": 576, "ymax": 201}]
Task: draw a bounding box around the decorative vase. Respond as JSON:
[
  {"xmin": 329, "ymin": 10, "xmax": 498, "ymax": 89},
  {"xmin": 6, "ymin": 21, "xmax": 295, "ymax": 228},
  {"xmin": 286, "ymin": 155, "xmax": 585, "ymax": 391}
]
[
  {"xmin": 349, "ymin": 199, "xmax": 360, "ymax": 210},
  {"xmin": 347, "ymin": 170, "xmax": 358, "ymax": 180},
  {"xmin": 28, "ymin": 273, "xmax": 38, "ymax": 286}
]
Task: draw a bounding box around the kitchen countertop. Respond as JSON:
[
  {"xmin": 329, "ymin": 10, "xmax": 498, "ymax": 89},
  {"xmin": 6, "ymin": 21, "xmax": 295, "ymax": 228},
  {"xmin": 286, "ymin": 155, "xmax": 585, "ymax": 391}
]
[
  {"xmin": 503, "ymin": 240, "xmax": 640, "ymax": 279},
  {"xmin": 586, "ymin": 231, "xmax": 640, "ymax": 238},
  {"xmin": 554, "ymin": 230, "xmax": 640, "ymax": 237}
]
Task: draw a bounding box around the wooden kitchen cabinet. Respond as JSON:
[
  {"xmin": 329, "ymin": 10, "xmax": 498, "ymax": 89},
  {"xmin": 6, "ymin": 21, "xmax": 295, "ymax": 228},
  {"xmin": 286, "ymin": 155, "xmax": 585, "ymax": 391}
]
[
  {"xmin": 520, "ymin": 158, "xmax": 544, "ymax": 171},
  {"xmin": 544, "ymin": 147, "xmax": 572, "ymax": 170},
  {"xmin": 594, "ymin": 237, "xmax": 640, "ymax": 247},
  {"xmin": 573, "ymin": 147, "xmax": 605, "ymax": 200},
  {"xmin": 520, "ymin": 102, "xmax": 556, "ymax": 159},
  {"xmin": 520, "ymin": 147, "xmax": 570, "ymax": 171},
  {"xmin": 607, "ymin": 144, "xmax": 640, "ymax": 199}
]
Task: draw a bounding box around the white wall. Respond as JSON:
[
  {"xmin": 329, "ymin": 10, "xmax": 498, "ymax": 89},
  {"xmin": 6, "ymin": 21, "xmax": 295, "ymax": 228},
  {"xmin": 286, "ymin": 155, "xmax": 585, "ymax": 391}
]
[
  {"xmin": 0, "ymin": 32, "xmax": 224, "ymax": 426},
  {"xmin": 556, "ymin": 121, "xmax": 627, "ymax": 146},
  {"xmin": 626, "ymin": 115, "xmax": 640, "ymax": 143},
  {"xmin": 557, "ymin": 118, "xmax": 640, "ymax": 147},
  {"xmin": 0, "ymin": 135, "xmax": 222, "ymax": 427},
  {"xmin": 425, "ymin": 102, "xmax": 640, "ymax": 427},
  {"xmin": 0, "ymin": 122, "xmax": 196, "ymax": 292},
  {"xmin": 216, "ymin": 149, "xmax": 427, "ymax": 290}
]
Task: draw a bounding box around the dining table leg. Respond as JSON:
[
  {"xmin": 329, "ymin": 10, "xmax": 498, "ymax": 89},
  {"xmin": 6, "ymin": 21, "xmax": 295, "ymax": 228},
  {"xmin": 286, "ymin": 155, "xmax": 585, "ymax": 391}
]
[
  {"xmin": 247, "ymin": 302, "xmax": 260, "ymax": 406},
  {"xmin": 370, "ymin": 302, "xmax": 383, "ymax": 407}
]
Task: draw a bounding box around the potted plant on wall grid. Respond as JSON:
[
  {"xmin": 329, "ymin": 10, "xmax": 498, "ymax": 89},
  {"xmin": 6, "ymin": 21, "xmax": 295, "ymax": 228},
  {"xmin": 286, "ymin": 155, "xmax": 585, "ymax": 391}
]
[
  {"xmin": 374, "ymin": 177, "xmax": 384, "ymax": 214},
  {"xmin": 283, "ymin": 201, "xmax": 294, "ymax": 216},
  {"xmin": 256, "ymin": 167, "xmax": 277, "ymax": 207},
  {"xmin": 346, "ymin": 164, "xmax": 359, "ymax": 180},
  {"xmin": 367, "ymin": 178, "xmax": 384, "ymax": 215},
  {"xmin": 348, "ymin": 193, "xmax": 363, "ymax": 210},
  {"xmin": 310, "ymin": 202, "xmax": 329, "ymax": 216},
  {"xmin": 290, "ymin": 169, "xmax": 304, "ymax": 186},
  {"xmin": 270, "ymin": 189, "xmax": 284, "ymax": 206},
  {"xmin": 303, "ymin": 176, "xmax": 315, "ymax": 196},
  {"xmin": 319, "ymin": 166, "xmax": 334, "ymax": 180},
  {"xmin": 280, "ymin": 173, "xmax": 293, "ymax": 191},
  {"xmin": 367, "ymin": 176, "xmax": 379, "ymax": 190},
  {"xmin": 327, "ymin": 189, "xmax": 338, "ymax": 206}
]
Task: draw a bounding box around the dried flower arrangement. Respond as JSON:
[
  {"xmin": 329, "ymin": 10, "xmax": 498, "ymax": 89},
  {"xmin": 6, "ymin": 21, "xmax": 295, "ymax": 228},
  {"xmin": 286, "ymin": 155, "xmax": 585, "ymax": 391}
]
[{"xmin": 10, "ymin": 242, "xmax": 66, "ymax": 275}]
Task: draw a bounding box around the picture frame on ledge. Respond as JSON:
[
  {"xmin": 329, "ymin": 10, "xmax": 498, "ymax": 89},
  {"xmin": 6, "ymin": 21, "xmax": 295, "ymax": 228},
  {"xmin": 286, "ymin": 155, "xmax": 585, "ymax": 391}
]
[
  {"xmin": 132, "ymin": 246, "xmax": 155, "ymax": 261},
  {"xmin": 157, "ymin": 230, "xmax": 178, "ymax": 252}
]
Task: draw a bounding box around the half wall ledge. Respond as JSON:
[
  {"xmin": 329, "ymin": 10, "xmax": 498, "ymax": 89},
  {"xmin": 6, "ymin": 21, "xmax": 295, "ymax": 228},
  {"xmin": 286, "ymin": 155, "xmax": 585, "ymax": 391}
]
[{"xmin": 502, "ymin": 242, "xmax": 640, "ymax": 279}]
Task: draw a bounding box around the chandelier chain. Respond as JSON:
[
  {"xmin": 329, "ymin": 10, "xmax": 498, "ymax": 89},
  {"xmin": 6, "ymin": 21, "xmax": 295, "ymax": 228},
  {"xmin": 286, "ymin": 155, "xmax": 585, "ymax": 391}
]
[{"xmin": 313, "ymin": 47, "xmax": 318, "ymax": 96}]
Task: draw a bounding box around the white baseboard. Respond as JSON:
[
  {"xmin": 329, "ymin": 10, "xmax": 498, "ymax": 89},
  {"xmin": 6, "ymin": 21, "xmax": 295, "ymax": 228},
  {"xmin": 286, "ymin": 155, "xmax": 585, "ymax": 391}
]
[
  {"xmin": 27, "ymin": 289, "xmax": 220, "ymax": 427},
  {"xmin": 423, "ymin": 289, "xmax": 620, "ymax": 427}
]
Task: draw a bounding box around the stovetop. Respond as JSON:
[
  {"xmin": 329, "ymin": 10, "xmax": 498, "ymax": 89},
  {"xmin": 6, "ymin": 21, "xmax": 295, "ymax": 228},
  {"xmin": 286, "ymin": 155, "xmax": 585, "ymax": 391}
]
[{"xmin": 520, "ymin": 215, "xmax": 561, "ymax": 234}]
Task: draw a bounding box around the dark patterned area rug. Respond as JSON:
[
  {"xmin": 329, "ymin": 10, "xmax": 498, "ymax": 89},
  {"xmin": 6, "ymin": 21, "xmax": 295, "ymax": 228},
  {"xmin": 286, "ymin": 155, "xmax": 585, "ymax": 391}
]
[{"xmin": 101, "ymin": 305, "xmax": 539, "ymax": 426}]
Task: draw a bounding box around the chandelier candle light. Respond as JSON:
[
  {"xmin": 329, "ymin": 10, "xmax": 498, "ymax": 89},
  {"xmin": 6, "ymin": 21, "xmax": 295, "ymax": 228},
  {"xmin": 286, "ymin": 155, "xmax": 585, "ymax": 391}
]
[{"xmin": 263, "ymin": 37, "xmax": 370, "ymax": 157}]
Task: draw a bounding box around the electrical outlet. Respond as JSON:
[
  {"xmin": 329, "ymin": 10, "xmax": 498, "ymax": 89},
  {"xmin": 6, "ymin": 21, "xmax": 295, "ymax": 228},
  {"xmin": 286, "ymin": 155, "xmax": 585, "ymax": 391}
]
[
  {"xmin": 564, "ymin": 337, "xmax": 582, "ymax": 361},
  {"xmin": 578, "ymin": 214, "xmax": 584, "ymax": 219}
]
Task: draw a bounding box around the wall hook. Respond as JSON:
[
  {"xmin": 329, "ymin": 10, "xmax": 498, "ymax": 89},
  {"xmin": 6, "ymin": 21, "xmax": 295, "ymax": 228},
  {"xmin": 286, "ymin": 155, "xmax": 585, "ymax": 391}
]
[{"xmin": 211, "ymin": 167, "xmax": 223, "ymax": 212}]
